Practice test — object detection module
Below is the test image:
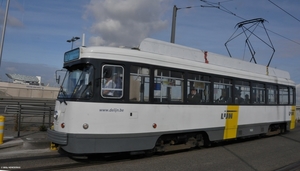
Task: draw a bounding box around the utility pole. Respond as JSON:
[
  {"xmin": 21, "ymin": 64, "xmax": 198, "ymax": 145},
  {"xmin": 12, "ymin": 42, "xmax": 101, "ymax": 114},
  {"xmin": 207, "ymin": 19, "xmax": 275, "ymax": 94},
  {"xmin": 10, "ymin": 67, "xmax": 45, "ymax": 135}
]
[
  {"xmin": 170, "ymin": 5, "xmax": 178, "ymax": 43},
  {"xmin": 170, "ymin": 5, "xmax": 192, "ymax": 43},
  {"xmin": 0, "ymin": 0, "xmax": 10, "ymax": 68}
]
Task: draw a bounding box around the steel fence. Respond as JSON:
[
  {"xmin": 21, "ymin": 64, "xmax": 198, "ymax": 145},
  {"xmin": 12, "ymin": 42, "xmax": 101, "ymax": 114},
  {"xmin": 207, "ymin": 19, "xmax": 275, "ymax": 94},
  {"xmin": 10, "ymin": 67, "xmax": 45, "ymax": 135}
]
[{"xmin": 0, "ymin": 98, "xmax": 55, "ymax": 137}]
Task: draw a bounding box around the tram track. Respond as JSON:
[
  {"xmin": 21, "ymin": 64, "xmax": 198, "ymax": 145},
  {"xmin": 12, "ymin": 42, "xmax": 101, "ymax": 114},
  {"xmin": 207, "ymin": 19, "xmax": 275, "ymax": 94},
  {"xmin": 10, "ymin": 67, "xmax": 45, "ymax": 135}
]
[
  {"xmin": 2, "ymin": 126, "xmax": 299, "ymax": 171},
  {"xmin": 0, "ymin": 148, "xmax": 200, "ymax": 170},
  {"xmin": 279, "ymin": 135, "xmax": 300, "ymax": 144},
  {"xmin": 277, "ymin": 125, "xmax": 300, "ymax": 144},
  {"xmin": 274, "ymin": 161, "xmax": 300, "ymax": 171},
  {"xmin": 16, "ymin": 153, "xmax": 141, "ymax": 171},
  {"xmin": 0, "ymin": 154, "xmax": 63, "ymax": 164},
  {"xmin": 15, "ymin": 140, "xmax": 257, "ymax": 171}
]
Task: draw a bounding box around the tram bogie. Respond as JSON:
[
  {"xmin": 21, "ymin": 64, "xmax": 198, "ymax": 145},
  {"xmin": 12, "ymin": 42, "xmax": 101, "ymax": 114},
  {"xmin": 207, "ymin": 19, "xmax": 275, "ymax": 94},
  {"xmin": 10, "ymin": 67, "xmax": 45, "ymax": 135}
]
[{"xmin": 154, "ymin": 132, "xmax": 205, "ymax": 152}]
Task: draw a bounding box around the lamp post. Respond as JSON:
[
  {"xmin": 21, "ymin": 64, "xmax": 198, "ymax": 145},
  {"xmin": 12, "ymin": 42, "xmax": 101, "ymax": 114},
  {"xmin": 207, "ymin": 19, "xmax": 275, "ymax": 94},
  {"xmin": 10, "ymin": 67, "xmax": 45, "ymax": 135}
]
[
  {"xmin": 0, "ymin": 0, "xmax": 10, "ymax": 68},
  {"xmin": 67, "ymin": 36, "xmax": 80, "ymax": 49},
  {"xmin": 170, "ymin": 5, "xmax": 192, "ymax": 43}
]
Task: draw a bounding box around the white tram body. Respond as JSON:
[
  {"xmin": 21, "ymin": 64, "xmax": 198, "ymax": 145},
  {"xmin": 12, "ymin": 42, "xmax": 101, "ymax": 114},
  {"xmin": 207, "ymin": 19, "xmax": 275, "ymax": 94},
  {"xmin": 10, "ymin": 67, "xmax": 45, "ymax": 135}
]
[{"xmin": 48, "ymin": 38, "xmax": 296, "ymax": 154}]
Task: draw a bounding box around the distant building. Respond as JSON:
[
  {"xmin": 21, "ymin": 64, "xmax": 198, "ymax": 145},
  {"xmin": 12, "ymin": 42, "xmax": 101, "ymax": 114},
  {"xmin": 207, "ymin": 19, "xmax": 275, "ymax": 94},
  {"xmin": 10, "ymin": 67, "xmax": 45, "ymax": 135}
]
[{"xmin": 6, "ymin": 73, "xmax": 44, "ymax": 86}]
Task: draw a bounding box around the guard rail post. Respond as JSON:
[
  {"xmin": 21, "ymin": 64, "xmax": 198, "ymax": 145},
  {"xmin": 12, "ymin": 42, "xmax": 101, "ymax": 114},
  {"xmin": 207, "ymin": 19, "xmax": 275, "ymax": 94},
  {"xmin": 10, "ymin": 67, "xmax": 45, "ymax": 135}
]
[
  {"xmin": 17, "ymin": 104, "xmax": 21, "ymax": 137},
  {"xmin": 42, "ymin": 102, "xmax": 46, "ymax": 127},
  {"xmin": 48, "ymin": 106, "xmax": 52, "ymax": 128},
  {"xmin": 0, "ymin": 116, "xmax": 5, "ymax": 144}
]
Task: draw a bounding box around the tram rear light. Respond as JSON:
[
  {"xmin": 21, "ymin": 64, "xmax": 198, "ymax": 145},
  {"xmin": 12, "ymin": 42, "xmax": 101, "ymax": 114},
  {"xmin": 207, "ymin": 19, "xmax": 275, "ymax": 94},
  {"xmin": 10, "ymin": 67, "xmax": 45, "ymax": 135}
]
[{"xmin": 61, "ymin": 123, "xmax": 65, "ymax": 128}]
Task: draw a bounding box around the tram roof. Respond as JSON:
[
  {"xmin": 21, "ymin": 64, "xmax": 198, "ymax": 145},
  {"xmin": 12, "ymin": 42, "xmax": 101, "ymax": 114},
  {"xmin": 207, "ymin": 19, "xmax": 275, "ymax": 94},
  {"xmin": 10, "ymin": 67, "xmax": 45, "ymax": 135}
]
[
  {"xmin": 138, "ymin": 38, "xmax": 290, "ymax": 80},
  {"xmin": 79, "ymin": 38, "xmax": 293, "ymax": 85}
]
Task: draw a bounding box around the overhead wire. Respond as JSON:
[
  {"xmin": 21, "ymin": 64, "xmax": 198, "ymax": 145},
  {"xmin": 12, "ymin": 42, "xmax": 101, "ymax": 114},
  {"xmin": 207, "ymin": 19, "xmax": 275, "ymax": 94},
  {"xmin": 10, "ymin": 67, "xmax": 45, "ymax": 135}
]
[
  {"xmin": 199, "ymin": 0, "xmax": 300, "ymax": 46},
  {"xmin": 200, "ymin": 0, "xmax": 243, "ymax": 19},
  {"xmin": 268, "ymin": 0, "xmax": 300, "ymax": 23},
  {"xmin": 218, "ymin": 0, "xmax": 234, "ymax": 3}
]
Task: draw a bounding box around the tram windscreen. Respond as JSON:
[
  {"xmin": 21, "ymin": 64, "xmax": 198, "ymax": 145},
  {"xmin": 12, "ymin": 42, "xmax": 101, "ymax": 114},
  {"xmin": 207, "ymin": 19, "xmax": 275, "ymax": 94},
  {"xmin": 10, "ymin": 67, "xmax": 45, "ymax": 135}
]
[{"xmin": 58, "ymin": 65, "xmax": 94, "ymax": 99}]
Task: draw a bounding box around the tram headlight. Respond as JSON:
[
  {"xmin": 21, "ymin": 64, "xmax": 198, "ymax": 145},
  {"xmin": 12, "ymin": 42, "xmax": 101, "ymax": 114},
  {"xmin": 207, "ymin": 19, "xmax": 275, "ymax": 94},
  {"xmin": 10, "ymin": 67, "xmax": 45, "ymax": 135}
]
[{"xmin": 83, "ymin": 123, "xmax": 89, "ymax": 129}]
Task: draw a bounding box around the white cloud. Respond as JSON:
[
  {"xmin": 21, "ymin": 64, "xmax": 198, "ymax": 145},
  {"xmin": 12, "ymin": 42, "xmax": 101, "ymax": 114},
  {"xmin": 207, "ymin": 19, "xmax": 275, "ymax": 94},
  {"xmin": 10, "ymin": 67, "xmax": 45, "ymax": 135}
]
[
  {"xmin": 84, "ymin": 0, "xmax": 169, "ymax": 47},
  {"xmin": 89, "ymin": 36, "xmax": 106, "ymax": 46}
]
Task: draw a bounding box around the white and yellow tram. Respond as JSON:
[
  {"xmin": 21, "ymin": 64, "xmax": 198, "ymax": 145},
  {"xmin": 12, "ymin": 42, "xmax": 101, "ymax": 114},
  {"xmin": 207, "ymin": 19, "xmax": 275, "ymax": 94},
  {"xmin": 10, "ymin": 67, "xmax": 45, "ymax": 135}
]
[{"xmin": 48, "ymin": 38, "xmax": 296, "ymax": 154}]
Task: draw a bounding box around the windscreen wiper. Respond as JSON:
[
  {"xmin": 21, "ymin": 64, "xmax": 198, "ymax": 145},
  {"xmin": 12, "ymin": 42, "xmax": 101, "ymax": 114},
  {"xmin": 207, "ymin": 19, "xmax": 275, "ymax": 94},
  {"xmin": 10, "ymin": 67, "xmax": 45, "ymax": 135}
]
[{"xmin": 59, "ymin": 85, "xmax": 67, "ymax": 105}]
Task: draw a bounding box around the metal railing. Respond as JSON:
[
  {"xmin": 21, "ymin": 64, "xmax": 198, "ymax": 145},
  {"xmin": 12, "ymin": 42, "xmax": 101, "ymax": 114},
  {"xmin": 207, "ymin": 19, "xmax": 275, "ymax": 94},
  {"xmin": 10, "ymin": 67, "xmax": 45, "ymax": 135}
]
[{"xmin": 1, "ymin": 98, "xmax": 55, "ymax": 137}]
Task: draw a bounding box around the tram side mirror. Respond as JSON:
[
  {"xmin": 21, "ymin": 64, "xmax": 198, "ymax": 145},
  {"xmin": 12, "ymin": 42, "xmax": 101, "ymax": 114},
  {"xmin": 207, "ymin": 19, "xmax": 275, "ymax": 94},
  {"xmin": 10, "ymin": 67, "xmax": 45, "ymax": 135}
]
[{"xmin": 55, "ymin": 69, "xmax": 66, "ymax": 85}]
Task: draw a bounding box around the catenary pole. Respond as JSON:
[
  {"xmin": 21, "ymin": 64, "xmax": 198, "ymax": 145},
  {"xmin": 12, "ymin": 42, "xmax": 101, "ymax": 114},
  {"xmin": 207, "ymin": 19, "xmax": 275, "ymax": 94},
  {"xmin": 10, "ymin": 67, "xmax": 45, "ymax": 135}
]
[{"xmin": 0, "ymin": 0, "xmax": 10, "ymax": 68}]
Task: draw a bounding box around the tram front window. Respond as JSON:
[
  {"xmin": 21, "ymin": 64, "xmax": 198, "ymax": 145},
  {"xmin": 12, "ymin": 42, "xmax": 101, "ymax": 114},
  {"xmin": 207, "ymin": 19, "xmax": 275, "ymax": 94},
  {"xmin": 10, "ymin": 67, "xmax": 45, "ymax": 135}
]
[{"xmin": 58, "ymin": 65, "xmax": 94, "ymax": 99}]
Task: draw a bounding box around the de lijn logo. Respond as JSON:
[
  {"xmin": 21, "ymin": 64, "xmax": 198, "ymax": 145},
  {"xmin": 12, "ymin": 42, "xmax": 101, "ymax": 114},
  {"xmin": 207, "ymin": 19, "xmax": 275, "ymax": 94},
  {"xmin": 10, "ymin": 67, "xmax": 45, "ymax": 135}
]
[{"xmin": 220, "ymin": 110, "xmax": 236, "ymax": 119}]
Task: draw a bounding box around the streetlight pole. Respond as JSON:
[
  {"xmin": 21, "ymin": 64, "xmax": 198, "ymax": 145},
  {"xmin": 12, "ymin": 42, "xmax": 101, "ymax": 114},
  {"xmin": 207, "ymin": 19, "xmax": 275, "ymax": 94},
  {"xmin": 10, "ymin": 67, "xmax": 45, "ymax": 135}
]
[
  {"xmin": 170, "ymin": 5, "xmax": 178, "ymax": 43},
  {"xmin": 67, "ymin": 36, "xmax": 80, "ymax": 49},
  {"xmin": 0, "ymin": 0, "xmax": 10, "ymax": 68},
  {"xmin": 170, "ymin": 5, "xmax": 192, "ymax": 43}
]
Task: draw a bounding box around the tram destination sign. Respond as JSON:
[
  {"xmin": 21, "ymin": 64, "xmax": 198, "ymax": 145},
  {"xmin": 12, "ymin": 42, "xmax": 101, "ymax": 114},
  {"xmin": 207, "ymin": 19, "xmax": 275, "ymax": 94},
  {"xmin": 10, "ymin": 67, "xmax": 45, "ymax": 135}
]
[{"xmin": 64, "ymin": 48, "xmax": 80, "ymax": 62}]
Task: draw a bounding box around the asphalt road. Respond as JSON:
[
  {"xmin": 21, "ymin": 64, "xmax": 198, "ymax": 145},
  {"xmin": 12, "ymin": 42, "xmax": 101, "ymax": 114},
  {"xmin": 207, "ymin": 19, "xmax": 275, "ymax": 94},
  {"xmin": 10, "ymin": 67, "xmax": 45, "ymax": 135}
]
[{"xmin": 1, "ymin": 124, "xmax": 300, "ymax": 171}]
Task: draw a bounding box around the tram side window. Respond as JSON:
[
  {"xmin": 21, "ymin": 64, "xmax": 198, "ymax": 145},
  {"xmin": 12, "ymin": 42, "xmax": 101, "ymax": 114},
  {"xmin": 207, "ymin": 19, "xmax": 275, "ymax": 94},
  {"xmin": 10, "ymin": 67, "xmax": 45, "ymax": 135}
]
[
  {"xmin": 234, "ymin": 80, "xmax": 250, "ymax": 104},
  {"xmin": 214, "ymin": 77, "xmax": 232, "ymax": 104},
  {"xmin": 101, "ymin": 65, "xmax": 124, "ymax": 98},
  {"xmin": 267, "ymin": 85, "xmax": 277, "ymax": 104},
  {"xmin": 154, "ymin": 69, "xmax": 183, "ymax": 103},
  {"xmin": 252, "ymin": 83, "xmax": 265, "ymax": 104},
  {"xmin": 289, "ymin": 87, "xmax": 295, "ymax": 105},
  {"xmin": 129, "ymin": 66, "xmax": 150, "ymax": 102},
  {"xmin": 279, "ymin": 86, "xmax": 289, "ymax": 104},
  {"xmin": 187, "ymin": 73, "xmax": 210, "ymax": 104}
]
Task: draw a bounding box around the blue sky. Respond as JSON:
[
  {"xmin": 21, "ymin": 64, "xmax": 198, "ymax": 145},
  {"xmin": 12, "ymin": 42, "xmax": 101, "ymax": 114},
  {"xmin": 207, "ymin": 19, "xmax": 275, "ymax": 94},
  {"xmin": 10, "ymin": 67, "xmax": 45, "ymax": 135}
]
[{"xmin": 0, "ymin": 0, "xmax": 299, "ymax": 88}]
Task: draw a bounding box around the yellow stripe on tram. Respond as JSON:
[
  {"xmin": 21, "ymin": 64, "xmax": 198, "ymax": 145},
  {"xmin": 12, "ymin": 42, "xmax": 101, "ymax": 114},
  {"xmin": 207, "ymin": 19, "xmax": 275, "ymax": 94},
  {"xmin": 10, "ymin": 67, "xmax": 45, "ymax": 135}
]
[
  {"xmin": 290, "ymin": 106, "xmax": 296, "ymax": 130},
  {"xmin": 223, "ymin": 105, "xmax": 240, "ymax": 140}
]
